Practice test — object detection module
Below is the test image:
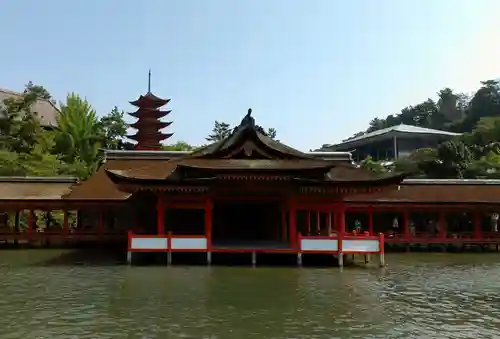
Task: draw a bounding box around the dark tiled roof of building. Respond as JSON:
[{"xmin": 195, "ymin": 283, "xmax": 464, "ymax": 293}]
[
  {"xmin": 346, "ymin": 179, "xmax": 500, "ymax": 204},
  {"xmin": 0, "ymin": 88, "xmax": 59, "ymax": 127},
  {"xmin": 0, "ymin": 176, "xmax": 77, "ymax": 200}
]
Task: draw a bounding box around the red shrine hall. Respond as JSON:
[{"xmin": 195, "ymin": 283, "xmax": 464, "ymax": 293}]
[{"xmin": 1, "ymin": 89, "xmax": 500, "ymax": 263}]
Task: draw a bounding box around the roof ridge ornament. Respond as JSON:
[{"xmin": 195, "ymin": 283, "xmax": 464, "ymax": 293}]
[{"xmin": 240, "ymin": 108, "xmax": 255, "ymax": 127}]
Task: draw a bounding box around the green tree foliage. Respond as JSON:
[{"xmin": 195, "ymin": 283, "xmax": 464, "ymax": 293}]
[
  {"xmin": 98, "ymin": 106, "xmax": 128, "ymax": 150},
  {"xmin": 0, "ymin": 83, "xmax": 131, "ymax": 179},
  {"xmin": 54, "ymin": 93, "xmax": 102, "ymax": 173},
  {"xmin": 359, "ymin": 156, "xmax": 388, "ymax": 174},
  {"xmin": 206, "ymin": 121, "xmax": 231, "ymax": 142},
  {"xmin": 162, "ymin": 141, "xmax": 196, "ymax": 151},
  {"xmin": 23, "ymin": 81, "xmax": 53, "ymax": 101},
  {"xmin": 206, "ymin": 120, "xmax": 278, "ymax": 142}
]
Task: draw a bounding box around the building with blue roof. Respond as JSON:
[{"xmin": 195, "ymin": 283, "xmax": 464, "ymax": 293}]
[{"xmin": 319, "ymin": 124, "xmax": 461, "ymax": 161}]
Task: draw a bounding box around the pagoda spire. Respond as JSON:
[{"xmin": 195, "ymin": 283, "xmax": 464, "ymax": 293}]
[
  {"xmin": 127, "ymin": 71, "xmax": 173, "ymax": 150},
  {"xmin": 148, "ymin": 69, "xmax": 151, "ymax": 92}
]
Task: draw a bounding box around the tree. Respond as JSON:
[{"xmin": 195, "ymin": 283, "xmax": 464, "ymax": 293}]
[
  {"xmin": 257, "ymin": 126, "xmax": 277, "ymax": 139},
  {"xmin": 98, "ymin": 106, "xmax": 128, "ymax": 150},
  {"xmin": 162, "ymin": 141, "xmax": 196, "ymax": 151},
  {"xmin": 206, "ymin": 121, "xmax": 231, "ymax": 142},
  {"xmin": 0, "ymin": 87, "xmax": 46, "ymax": 153},
  {"xmin": 24, "ymin": 81, "xmax": 53, "ymax": 101},
  {"xmin": 359, "ymin": 156, "xmax": 388, "ymax": 174},
  {"xmin": 437, "ymin": 88, "xmax": 464, "ymax": 123},
  {"xmin": 393, "ymin": 148, "xmax": 439, "ymax": 177},
  {"xmin": 418, "ymin": 141, "xmax": 473, "ymax": 179},
  {"xmin": 54, "ymin": 93, "xmax": 102, "ymax": 174}
]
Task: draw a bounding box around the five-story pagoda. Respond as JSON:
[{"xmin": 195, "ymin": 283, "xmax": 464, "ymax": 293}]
[{"xmin": 127, "ymin": 71, "xmax": 173, "ymax": 150}]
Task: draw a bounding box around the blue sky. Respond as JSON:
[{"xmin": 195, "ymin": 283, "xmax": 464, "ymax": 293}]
[{"xmin": 1, "ymin": 0, "xmax": 499, "ymax": 150}]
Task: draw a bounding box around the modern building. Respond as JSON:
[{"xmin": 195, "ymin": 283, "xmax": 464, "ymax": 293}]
[{"xmin": 320, "ymin": 124, "xmax": 461, "ymax": 162}]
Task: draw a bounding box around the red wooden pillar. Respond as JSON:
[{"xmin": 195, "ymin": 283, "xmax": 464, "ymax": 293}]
[
  {"xmin": 156, "ymin": 194, "xmax": 165, "ymax": 235},
  {"xmin": 337, "ymin": 203, "xmax": 346, "ymax": 235},
  {"xmin": 281, "ymin": 205, "xmax": 287, "ymax": 241},
  {"xmin": 474, "ymin": 212, "xmax": 482, "ymax": 239},
  {"xmin": 306, "ymin": 210, "xmax": 311, "ymax": 235},
  {"xmin": 97, "ymin": 211, "xmax": 104, "ymax": 236},
  {"xmin": 289, "ymin": 199, "xmax": 297, "ymax": 249},
  {"xmin": 403, "ymin": 210, "xmax": 410, "ymax": 240},
  {"xmin": 368, "ymin": 207, "xmax": 374, "ymax": 235},
  {"xmin": 63, "ymin": 210, "xmax": 69, "ymax": 235},
  {"xmin": 327, "ymin": 210, "xmax": 332, "ymax": 235},
  {"xmin": 438, "ymin": 211, "xmax": 446, "ymax": 240},
  {"xmin": 204, "ymin": 199, "xmax": 213, "ymax": 250},
  {"xmin": 316, "ymin": 210, "xmax": 321, "ymax": 234}
]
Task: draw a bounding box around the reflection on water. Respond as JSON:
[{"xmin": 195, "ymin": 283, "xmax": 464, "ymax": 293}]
[{"xmin": 1, "ymin": 250, "xmax": 500, "ymax": 338}]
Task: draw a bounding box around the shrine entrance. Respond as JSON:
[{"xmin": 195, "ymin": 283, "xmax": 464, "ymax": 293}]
[{"xmin": 212, "ymin": 199, "xmax": 287, "ymax": 249}]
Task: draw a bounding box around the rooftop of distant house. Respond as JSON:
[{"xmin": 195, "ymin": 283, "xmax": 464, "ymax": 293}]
[
  {"xmin": 320, "ymin": 124, "xmax": 462, "ymax": 151},
  {"xmin": 0, "ymin": 88, "xmax": 59, "ymax": 127}
]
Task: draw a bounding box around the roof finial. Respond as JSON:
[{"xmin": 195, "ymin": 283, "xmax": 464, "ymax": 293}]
[
  {"xmin": 148, "ymin": 69, "xmax": 152, "ymax": 93},
  {"xmin": 240, "ymin": 107, "xmax": 255, "ymax": 127}
]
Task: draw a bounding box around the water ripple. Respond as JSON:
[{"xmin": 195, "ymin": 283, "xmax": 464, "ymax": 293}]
[{"xmin": 1, "ymin": 253, "xmax": 500, "ymax": 338}]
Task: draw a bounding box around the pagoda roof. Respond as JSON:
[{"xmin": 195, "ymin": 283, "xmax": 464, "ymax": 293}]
[
  {"xmin": 129, "ymin": 120, "xmax": 172, "ymax": 129},
  {"xmin": 129, "ymin": 92, "xmax": 170, "ymax": 108},
  {"xmin": 129, "ymin": 109, "xmax": 172, "ymax": 119},
  {"xmin": 127, "ymin": 132, "xmax": 174, "ymax": 141}
]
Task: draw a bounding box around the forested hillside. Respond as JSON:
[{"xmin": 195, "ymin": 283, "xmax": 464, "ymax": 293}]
[{"xmin": 351, "ymin": 79, "xmax": 500, "ymax": 179}]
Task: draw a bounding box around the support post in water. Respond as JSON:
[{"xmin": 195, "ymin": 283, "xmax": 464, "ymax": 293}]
[
  {"xmin": 126, "ymin": 231, "xmax": 132, "ymax": 265},
  {"xmin": 338, "ymin": 228, "xmax": 344, "ymax": 268},
  {"xmin": 167, "ymin": 232, "xmax": 173, "ymax": 266},
  {"xmin": 297, "ymin": 252, "xmax": 303, "ymax": 266},
  {"xmin": 207, "ymin": 252, "xmax": 212, "ymax": 265},
  {"xmin": 251, "ymin": 252, "xmax": 256, "ymax": 267},
  {"xmin": 379, "ymin": 233, "xmax": 385, "ymax": 267}
]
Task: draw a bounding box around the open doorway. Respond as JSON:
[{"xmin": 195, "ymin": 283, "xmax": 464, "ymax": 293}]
[{"xmin": 212, "ymin": 200, "xmax": 287, "ymax": 249}]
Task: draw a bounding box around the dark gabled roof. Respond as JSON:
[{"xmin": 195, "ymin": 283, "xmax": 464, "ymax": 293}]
[
  {"xmin": 104, "ymin": 158, "xmax": 339, "ymax": 183},
  {"xmin": 62, "ymin": 161, "xmax": 138, "ymax": 200},
  {"xmin": 63, "ymin": 109, "xmax": 407, "ymax": 195},
  {"xmin": 191, "ymin": 109, "xmax": 314, "ymax": 160},
  {"xmin": 98, "ymin": 109, "xmax": 406, "ymax": 185}
]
